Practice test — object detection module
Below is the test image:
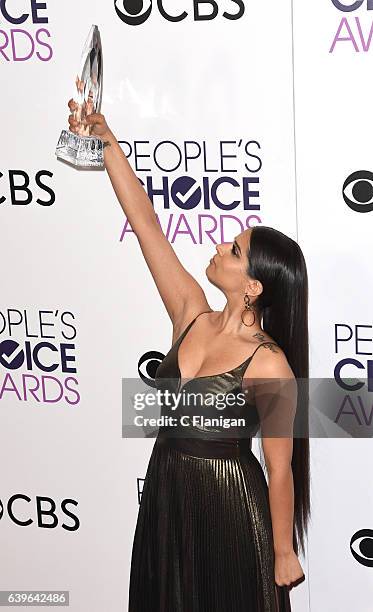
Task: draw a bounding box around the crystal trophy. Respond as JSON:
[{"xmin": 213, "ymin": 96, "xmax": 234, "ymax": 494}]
[{"xmin": 55, "ymin": 25, "xmax": 103, "ymax": 167}]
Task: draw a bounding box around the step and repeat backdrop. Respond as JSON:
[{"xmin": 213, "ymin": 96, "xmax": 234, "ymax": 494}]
[{"xmin": 1, "ymin": 1, "xmax": 372, "ymax": 610}]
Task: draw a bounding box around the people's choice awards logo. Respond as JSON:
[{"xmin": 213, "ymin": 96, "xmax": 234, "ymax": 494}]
[
  {"xmin": 119, "ymin": 138, "xmax": 263, "ymax": 246},
  {"xmin": 343, "ymin": 171, "xmax": 373, "ymax": 213},
  {"xmin": 0, "ymin": 308, "xmax": 80, "ymax": 406},
  {"xmin": 330, "ymin": 0, "xmax": 373, "ymax": 53},
  {"xmin": 0, "ymin": 0, "xmax": 53, "ymax": 62},
  {"xmin": 114, "ymin": 0, "xmax": 245, "ymax": 25},
  {"xmin": 331, "ymin": 0, "xmax": 373, "ymax": 10}
]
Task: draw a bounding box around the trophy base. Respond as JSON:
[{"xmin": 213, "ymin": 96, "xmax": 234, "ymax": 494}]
[{"xmin": 55, "ymin": 129, "xmax": 104, "ymax": 168}]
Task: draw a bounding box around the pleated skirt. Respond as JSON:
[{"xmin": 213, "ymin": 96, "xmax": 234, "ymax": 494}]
[{"xmin": 128, "ymin": 434, "xmax": 291, "ymax": 612}]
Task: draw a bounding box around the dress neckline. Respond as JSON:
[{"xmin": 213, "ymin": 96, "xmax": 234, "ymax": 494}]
[{"xmin": 174, "ymin": 313, "xmax": 278, "ymax": 386}]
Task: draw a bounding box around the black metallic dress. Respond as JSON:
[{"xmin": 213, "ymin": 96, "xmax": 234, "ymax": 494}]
[{"xmin": 128, "ymin": 312, "xmax": 292, "ymax": 611}]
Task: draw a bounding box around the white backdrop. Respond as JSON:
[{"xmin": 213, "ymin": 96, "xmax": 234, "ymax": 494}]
[
  {"xmin": 0, "ymin": 1, "xmax": 371, "ymax": 610},
  {"xmin": 293, "ymin": 1, "xmax": 373, "ymax": 610}
]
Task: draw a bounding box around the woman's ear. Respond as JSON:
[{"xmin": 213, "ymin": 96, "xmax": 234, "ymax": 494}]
[{"xmin": 245, "ymin": 280, "xmax": 263, "ymax": 298}]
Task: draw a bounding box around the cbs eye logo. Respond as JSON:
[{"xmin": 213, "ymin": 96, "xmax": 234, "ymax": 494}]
[
  {"xmin": 114, "ymin": 0, "xmax": 152, "ymax": 26},
  {"xmin": 350, "ymin": 529, "xmax": 373, "ymax": 567},
  {"xmin": 138, "ymin": 350, "xmax": 164, "ymax": 387},
  {"xmin": 343, "ymin": 170, "xmax": 373, "ymax": 213}
]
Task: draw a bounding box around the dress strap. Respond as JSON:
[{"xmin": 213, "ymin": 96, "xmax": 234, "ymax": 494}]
[
  {"xmin": 185, "ymin": 310, "xmax": 213, "ymax": 335},
  {"xmin": 193, "ymin": 309, "xmax": 213, "ymax": 322},
  {"xmin": 237, "ymin": 342, "xmax": 279, "ymax": 382},
  {"xmin": 175, "ymin": 310, "xmax": 213, "ymax": 345},
  {"xmin": 249, "ymin": 341, "xmax": 279, "ymax": 360}
]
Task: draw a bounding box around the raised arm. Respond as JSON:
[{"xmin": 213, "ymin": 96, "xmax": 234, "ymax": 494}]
[{"xmin": 68, "ymin": 102, "xmax": 211, "ymax": 331}]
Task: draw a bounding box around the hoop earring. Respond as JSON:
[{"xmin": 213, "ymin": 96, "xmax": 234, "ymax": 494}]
[{"xmin": 241, "ymin": 293, "xmax": 256, "ymax": 327}]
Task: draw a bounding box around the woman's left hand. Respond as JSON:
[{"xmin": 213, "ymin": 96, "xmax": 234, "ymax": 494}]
[{"xmin": 274, "ymin": 550, "xmax": 305, "ymax": 589}]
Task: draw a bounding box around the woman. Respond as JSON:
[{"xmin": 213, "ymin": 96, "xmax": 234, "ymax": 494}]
[{"xmin": 68, "ymin": 103, "xmax": 310, "ymax": 611}]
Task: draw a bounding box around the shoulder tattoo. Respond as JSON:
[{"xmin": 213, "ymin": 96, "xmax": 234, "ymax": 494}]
[
  {"xmin": 261, "ymin": 342, "xmax": 280, "ymax": 353},
  {"xmin": 252, "ymin": 334, "xmax": 280, "ymax": 353}
]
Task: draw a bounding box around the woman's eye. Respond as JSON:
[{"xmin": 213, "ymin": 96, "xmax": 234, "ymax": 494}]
[{"xmin": 231, "ymin": 245, "xmax": 238, "ymax": 256}]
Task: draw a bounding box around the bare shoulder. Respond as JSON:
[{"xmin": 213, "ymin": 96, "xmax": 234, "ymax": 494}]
[{"xmin": 244, "ymin": 340, "xmax": 295, "ymax": 380}]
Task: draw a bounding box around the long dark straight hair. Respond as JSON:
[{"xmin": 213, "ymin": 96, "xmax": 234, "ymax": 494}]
[{"xmin": 246, "ymin": 225, "xmax": 310, "ymax": 557}]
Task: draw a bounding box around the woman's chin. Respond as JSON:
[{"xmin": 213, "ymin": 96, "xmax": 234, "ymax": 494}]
[{"xmin": 205, "ymin": 264, "xmax": 217, "ymax": 283}]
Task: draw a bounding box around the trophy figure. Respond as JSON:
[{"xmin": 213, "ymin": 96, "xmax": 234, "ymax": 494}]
[{"xmin": 56, "ymin": 25, "xmax": 103, "ymax": 167}]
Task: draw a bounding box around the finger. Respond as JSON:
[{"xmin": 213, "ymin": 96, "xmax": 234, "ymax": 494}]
[
  {"xmin": 85, "ymin": 113, "xmax": 100, "ymax": 123},
  {"xmin": 68, "ymin": 98, "xmax": 78, "ymax": 111},
  {"xmin": 289, "ymin": 573, "xmax": 305, "ymax": 589}
]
